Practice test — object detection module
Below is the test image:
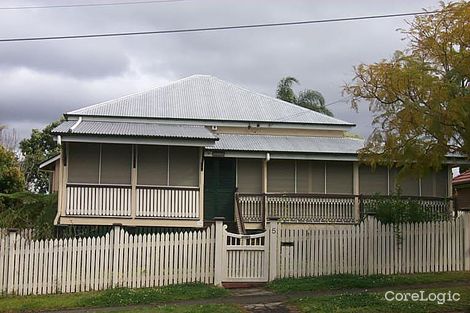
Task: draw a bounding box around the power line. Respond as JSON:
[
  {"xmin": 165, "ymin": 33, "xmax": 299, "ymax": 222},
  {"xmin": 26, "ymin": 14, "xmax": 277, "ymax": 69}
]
[
  {"xmin": 0, "ymin": 10, "xmax": 437, "ymax": 43},
  {"xmin": 0, "ymin": 0, "xmax": 188, "ymax": 10},
  {"xmin": 325, "ymin": 98, "xmax": 350, "ymax": 107}
]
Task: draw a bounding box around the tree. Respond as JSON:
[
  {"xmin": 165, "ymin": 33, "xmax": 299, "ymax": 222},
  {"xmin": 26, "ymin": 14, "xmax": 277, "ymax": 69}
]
[
  {"xmin": 0, "ymin": 126, "xmax": 18, "ymax": 151},
  {"xmin": 19, "ymin": 120, "xmax": 61, "ymax": 193},
  {"xmin": 344, "ymin": 1, "xmax": 470, "ymax": 175},
  {"xmin": 276, "ymin": 77, "xmax": 333, "ymax": 116},
  {"xmin": 0, "ymin": 144, "xmax": 25, "ymax": 212},
  {"xmin": 0, "ymin": 145, "xmax": 24, "ymax": 194}
]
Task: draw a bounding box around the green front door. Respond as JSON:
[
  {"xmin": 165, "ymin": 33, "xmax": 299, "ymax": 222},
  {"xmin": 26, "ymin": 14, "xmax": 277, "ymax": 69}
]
[{"xmin": 204, "ymin": 157, "xmax": 236, "ymax": 221}]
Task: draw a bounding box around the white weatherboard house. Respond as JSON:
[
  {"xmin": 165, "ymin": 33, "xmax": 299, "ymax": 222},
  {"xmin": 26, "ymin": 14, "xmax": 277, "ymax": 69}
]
[{"xmin": 41, "ymin": 75, "xmax": 457, "ymax": 233}]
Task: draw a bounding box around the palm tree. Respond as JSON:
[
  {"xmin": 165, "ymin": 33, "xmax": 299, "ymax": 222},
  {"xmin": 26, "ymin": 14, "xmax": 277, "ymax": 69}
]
[{"xmin": 275, "ymin": 77, "xmax": 333, "ymax": 117}]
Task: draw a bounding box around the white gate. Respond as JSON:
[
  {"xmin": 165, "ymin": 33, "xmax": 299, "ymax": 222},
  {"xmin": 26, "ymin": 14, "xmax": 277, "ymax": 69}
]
[{"xmin": 222, "ymin": 227, "xmax": 269, "ymax": 283}]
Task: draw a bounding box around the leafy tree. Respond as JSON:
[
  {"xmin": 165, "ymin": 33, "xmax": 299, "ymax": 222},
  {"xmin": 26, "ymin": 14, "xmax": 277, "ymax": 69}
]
[
  {"xmin": 0, "ymin": 145, "xmax": 25, "ymax": 212},
  {"xmin": 276, "ymin": 77, "xmax": 333, "ymax": 116},
  {"xmin": 0, "ymin": 126, "xmax": 18, "ymax": 151},
  {"xmin": 276, "ymin": 77, "xmax": 299, "ymax": 104},
  {"xmin": 344, "ymin": 1, "xmax": 470, "ymax": 175},
  {"xmin": 0, "ymin": 192, "xmax": 57, "ymax": 239},
  {"xmin": 19, "ymin": 120, "xmax": 61, "ymax": 193},
  {"xmin": 0, "ymin": 145, "xmax": 24, "ymax": 194}
]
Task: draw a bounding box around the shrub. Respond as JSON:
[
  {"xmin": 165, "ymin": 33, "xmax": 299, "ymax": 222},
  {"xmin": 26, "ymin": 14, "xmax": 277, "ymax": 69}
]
[
  {"xmin": 365, "ymin": 193, "xmax": 450, "ymax": 224},
  {"xmin": 0, "ymin": 192, "xmax": 57, "ymax": 239}
]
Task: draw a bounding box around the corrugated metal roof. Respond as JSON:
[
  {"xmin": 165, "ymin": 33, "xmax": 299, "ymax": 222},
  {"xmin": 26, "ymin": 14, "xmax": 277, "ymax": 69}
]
[
  {"xmin": 453, "ymin": 170, "xmax": 470, "ymax": 185},
  {"xmin": 67, "ymin": 75, "xmax": 354, "ymax": 127},
  {"xmin": 208, "ymin": 134, "xmax": 364, "ymax": 154},
  {"xmin": 53, "ymin": 120, "xmax": 217, "ymax": 140}
]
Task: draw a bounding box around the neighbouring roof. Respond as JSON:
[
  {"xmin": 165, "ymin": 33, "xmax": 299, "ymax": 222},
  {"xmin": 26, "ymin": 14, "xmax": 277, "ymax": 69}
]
[
  {"xmin": 67, "ymin": 75, "xmax": 354, "ymax": 127},
  {"xmin": 38, "ymin": 154, "xmax": 60, "ymax": 171},
  {"xmin": 453, "ymin": 170, "xmax": 470, "ymax": 186},
  {"xmin": 207, "ymin": 134, "xmax": 364, "ymax": 155},
  {"xmin": 52, "ymin": 120, "xmax": 217, "ymax": 140}
]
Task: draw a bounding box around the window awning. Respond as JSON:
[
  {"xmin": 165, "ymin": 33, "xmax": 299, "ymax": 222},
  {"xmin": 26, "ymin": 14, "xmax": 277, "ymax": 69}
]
[{"xmin": 52, "ymin": 120, "xmax": 217, "ymax": 146}]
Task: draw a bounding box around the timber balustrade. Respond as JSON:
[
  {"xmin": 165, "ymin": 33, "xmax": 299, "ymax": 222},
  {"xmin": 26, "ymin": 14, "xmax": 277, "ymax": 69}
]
[
  {"xmin": 236, "ymin": 193, "xmax": 452, "ymax": 224},
  {"xmin": 66, "ymin": 184, "xmax": 132, "ymax": 216},
  {"xmin": 136, "ymin": 186, "xmax": 200, "ymax": 219},
  {"xmin": 65, "ymin": 184, "xmax": 200, "ymax": 219}
]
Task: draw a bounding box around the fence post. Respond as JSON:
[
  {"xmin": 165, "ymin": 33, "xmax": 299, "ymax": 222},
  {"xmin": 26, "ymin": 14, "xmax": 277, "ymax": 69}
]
[
  {"xmin": 112, "ymin": 224, "xmax": 121, "ymax": 288},
  {"xmin": 7, "ymin": 229, "xmax": 17, "ymax": 295},
  {"xmin": 213, "ymin": 217, "xmax": 225, "ymax": 286},
  {"xmin": 268, "ymin": 217, "xmax": 279, "ymax": 281},
  {"xmin": 464, "ymin": 211, "xmax": 470, "ymax": 271}
]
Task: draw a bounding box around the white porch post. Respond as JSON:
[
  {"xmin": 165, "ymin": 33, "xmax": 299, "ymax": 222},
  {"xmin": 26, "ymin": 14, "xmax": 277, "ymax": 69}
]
[
  {"xmin": 131, "ymin": 145, "xmax": 137, "ymax": 219},
  {"xmin": 262, "ymin": 158, "xmax": 268, "ymax": 225},
  {"xmin": 198, "ymin": 148, "xmax": 205, "ymax": 227},
  {"xmin": 54, "ymin": 148, "xmax": 64, "ymax": 225},
  {"xmin": 213, "ymin": 217, "xmax": 225, "ymax": 286},
  {"xmin": 57, "ymin": 144, "xmax": 69, "ymax": 225},
  {"xmin": 448, "ymin": 165, "xmax": 454, "ymax": 213}
]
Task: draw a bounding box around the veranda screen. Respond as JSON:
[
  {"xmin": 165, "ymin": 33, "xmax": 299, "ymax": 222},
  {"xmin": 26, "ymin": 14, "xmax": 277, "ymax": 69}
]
[
  {"xmin": 137, "ymin": 145, "xmax": 199, "ymax": 187},
  {"xmin": 67, "ymin": 142, "xmax": 100, "ymax": 184},
  {"xmin": 237, "ymin": 159, "xmax": 262, "ymax": 193}
]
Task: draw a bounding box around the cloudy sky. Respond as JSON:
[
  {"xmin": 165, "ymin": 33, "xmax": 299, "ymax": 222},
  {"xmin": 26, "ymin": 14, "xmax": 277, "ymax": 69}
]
[{"xmin": 0, "ymin": 0, "xmax": 443, "ymax": 141}]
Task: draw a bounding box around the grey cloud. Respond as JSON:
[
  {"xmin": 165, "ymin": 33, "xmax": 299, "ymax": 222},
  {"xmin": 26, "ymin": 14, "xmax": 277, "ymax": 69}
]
[
  {"xmin": 0, "ymin": 0, "xmax": 441, "ymax": 140},
  {"xmin": 0, "ymin": 41, "xmax": 131, "ymax": 78}
]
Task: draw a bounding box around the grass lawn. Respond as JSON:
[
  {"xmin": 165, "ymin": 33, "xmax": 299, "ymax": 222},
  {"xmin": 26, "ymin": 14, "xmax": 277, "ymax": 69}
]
[
  {"xmin": 106, "ymin": 304, "xmax": 243, "ymax": 313},
  {"xmin": 268, "ymin": 271, "xmax": 470, "ymax": 293},
  {"xmin": 0, "ymin": 283, "xmax": 228, "ymax": 313},
  {"xmin": 292, "ymin": 286, "xmax": 470, "ymax": 313}
]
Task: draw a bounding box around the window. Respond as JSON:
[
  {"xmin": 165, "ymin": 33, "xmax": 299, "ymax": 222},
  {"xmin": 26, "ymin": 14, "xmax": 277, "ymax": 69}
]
[
  {"xmin": 237, "ymin": 159, "xmax": 262, "ymax": 193},
  {"xmin": 420, "ymin": 172, "xmax": 435, "ymax": 197},
  {"xmin": 137, "ymin": 145, "xmax": 168, "ymax": 185},
  {"xmin": 389, "ymin": 168, "xmax": 420, "ymax": 196},
  {"xmin": 296, "ymin": 160, "xmax": 325, "ymax": 193},
  {"xmin": 326, "ymin": 161, "xmax": 353, "ymax": 194},
  {"xmin": 67, "ymin": 143, "xmax": 200, "ymax": 187},
  {"xmin": 68, "ymin": 143, "xmax": 131, "ymax": 184},
  {"xmin": 267, "ymin": 160, "xmax": 295, "ymax": 192},
  {"xmin": 435, "ymin": 168, "xmax": 448, "ymax": 197},
  {"xmin": 67, "ymin": 143, "xmax": 100, "ymax": 184},
  {"xmin": 169, "ymin": 146, "xmax": 199, "ymax": 187},
  {"xmin": 137, "ymin": 145, "xmax": 199, "ymax": 187},
  {"xmin": 359, "ymin": 166, "xmax": 388, "ymax": 195},
  {"xmin": 101, "ymin": 144, "xmax": 132, "ymax": 184}
]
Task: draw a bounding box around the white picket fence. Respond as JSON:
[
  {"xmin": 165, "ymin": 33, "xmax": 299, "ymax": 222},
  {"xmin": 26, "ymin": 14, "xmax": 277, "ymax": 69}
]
[
  {"xmin": 0, "ymin": 229, "xmax": 34, "ymax": 240},
  {"xmin": 0, "ymin": 226, "xmax": 214, "ymax": 295},
  {"xmin": 275, "ymin": 215, "xmax": 470, "ymax": 278},
  {"xmin": 1, "ymin": 212, "xmax": 469, "ymax": 295}
]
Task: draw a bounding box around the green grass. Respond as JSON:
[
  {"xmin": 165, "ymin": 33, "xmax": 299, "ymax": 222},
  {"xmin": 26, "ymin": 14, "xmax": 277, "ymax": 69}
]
[
  {"xmin": 0, "ymin": 283, "xmax": 228, "ymax": 313},
  {"xmin": 107, "ymin": 304, "xmax": 242, "ymax": 313},
  {"xmin": 268, "ymin": 271, "xmax": 470, "ymax": 293},
  {"xmin": 292, "ymin": 286, "xmax": 470, "ymax": 313}
]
